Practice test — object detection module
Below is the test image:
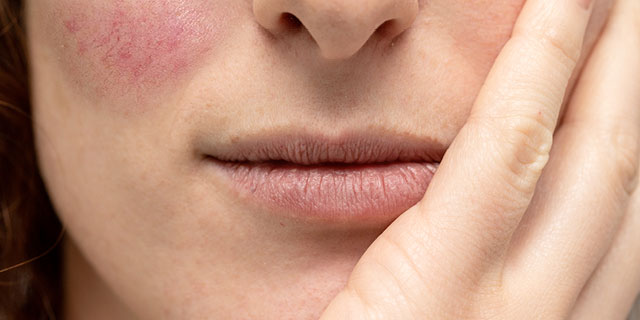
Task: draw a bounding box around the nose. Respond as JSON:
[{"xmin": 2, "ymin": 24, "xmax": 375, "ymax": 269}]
[{"xmin": 253, "ymin": 0, "xmax": 419, "ymax": 60}]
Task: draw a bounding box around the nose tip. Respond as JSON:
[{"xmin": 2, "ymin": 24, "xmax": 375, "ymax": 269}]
[{"xmin": 253, "ymin": 0, "xmax": 419, "ymax": 60}]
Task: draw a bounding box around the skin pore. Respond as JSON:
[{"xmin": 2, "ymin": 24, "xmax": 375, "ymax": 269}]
[{"xmin": 27, "ymin": 0, "xmax": 614, "ymax": 319}]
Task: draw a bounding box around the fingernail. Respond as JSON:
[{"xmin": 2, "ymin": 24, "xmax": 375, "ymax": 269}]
[{"xmin": 577, "ymin": 0, "xmax": 592, "ymax": 10}]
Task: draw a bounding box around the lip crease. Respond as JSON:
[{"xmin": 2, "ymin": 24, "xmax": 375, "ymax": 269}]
[{"xmin": 203, "ymin": 132, "xmax": 445, "ymax": 224}]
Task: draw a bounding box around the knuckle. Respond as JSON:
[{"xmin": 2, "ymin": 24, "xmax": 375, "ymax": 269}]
[
  {"xmin": 339, "ymin": 286, "xmax": 378, "ymax": 320},
  {"xmin": 342, "ymin": 286, "xmax": 379, "ymax": 320},
  {"xmin": 513, "ymin": 26, "xmax": 581, "ymax": 68},
  {"xmin": 358, "ymin": 234, "xmax": 428, "ymax": 319},
  {"xmin": 565, "ymin": 121, "xmax": 640, "ymax": 196},
  {"xmin": 470, "ymin": 111, "xmax": 554, "ymax": 194},
  {"xmin": 610, "ymin": 125, "xmax": 640, "ymax": 194},
  {"xmin": 537, "ymin": 29, "xmax": 581, "ymax": 66}
]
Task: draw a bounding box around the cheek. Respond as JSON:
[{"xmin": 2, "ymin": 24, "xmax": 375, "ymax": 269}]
[
  {"xmin": 447, "ymin": 0, "xmax": 524, "ymax": 73},
  {"xmin": 52, "ymin": 0, "xmax": 228, "ymax": 100}
]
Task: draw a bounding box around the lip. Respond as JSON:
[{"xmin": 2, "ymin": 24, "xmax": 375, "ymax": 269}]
[{"xmin": 202, "ymin": 132, "xmax": 444, "ymax": 224}]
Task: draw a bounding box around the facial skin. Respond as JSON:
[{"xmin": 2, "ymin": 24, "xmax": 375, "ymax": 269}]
[{"xmin": 27, "ymin": 0, "xmax": 613, "ymax": 319}]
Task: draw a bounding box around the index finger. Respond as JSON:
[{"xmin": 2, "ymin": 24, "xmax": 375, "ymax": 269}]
[
  {"xmin": 413, "ymin": 0, "xmax": 595, "ymax": 258},
  {"xmin": 322, "ymin": 0, "xmax": 595, "ymax": 317},
  {"xmin": 407, "ymin": 0, "xmax": 595, "ymax": 277}
]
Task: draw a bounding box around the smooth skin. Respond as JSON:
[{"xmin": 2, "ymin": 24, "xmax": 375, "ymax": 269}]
[{"xmin": 322, "ymin": 0, "xmax": 640, "ymax": 318}]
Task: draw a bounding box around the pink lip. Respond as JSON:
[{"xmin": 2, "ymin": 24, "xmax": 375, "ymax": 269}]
[{"xmin": 203, "ymin": 133, "xmax": 443, "ymax": 224}]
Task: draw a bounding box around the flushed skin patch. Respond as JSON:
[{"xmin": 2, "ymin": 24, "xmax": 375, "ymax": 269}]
[{"xmin": 54, "ymin": 0, "xmax": 225, "ymax": 99}]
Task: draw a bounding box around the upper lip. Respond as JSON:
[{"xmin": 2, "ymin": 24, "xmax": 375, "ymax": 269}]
[{"xmin": 203, "ymin": 131, "xmax": 446, "ymax": 165}]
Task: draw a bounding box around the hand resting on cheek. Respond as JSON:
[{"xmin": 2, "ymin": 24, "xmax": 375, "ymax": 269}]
[{"xmin": 322, "ymin": 0, "xmax": 640, "ymax": 318}]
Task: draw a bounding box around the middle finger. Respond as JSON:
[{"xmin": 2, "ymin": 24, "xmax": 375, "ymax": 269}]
[{"xmin": 504, "ymin": 0, "xmax": 640, "ymax": 315}]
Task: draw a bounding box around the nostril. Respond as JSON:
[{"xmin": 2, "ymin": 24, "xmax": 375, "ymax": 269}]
[
  {"xmin": 374, "ymin": 19, "xmax": 398, "ymax": 38},
  {"xmin": 280, "ymin": 12, "xmax": 303, "ymax": 31}
]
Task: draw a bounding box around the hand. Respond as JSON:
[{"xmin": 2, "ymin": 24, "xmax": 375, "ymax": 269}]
[{"xmin": 321, "ymin": 0, "xmax": 640, "ymax": 318}]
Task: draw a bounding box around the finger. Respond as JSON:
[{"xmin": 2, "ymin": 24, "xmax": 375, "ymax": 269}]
[
  {"xmin": 504, "ymin": 0, "xmax": 640, "ymax": 315},
  {"xmin": 322, "ymin": 0, "xmax": 594, "ymax": 318},
  {"xmin": 411, "ymin": 0, "xmax": 595, "ymax": 267},
  {"xmin": 568, "ymin": 1, "xmax": 640, "ymax": 317},
  {"xmin": 409, "ymin": 0, "xmax": 594, "ymax": 270},
  {"xmin": 410, "ymin": 0, "xmax": 595, "ymax": 271},
  {"xmin": 569, "ymin": 188, "xmax": 640, "ymax": 320}
]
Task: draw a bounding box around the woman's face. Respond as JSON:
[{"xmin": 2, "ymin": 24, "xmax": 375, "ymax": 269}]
[{"xmin": 28, "ymin": 0, "xmax": 613, "ymax": 318}]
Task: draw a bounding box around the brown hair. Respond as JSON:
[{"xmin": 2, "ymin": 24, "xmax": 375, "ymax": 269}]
[{"xmin": 0, "ymin": 0, "xmax": 63, "ymax": 318}]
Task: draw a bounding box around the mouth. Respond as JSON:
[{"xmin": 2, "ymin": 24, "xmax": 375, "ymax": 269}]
[{"xmin": 202, "ymin": 132, "xmax": 445, "ymax": 224}]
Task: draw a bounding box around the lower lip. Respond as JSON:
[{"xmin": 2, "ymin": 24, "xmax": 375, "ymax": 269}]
[{"xmin": 209, "ymin": 159, "xmax": 438, "ymax": 223}]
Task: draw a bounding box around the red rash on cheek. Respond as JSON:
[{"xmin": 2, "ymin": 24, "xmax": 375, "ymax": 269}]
[{"xmin": 57, "ymin": 0, "xmax": 224, "ymax": 96}]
